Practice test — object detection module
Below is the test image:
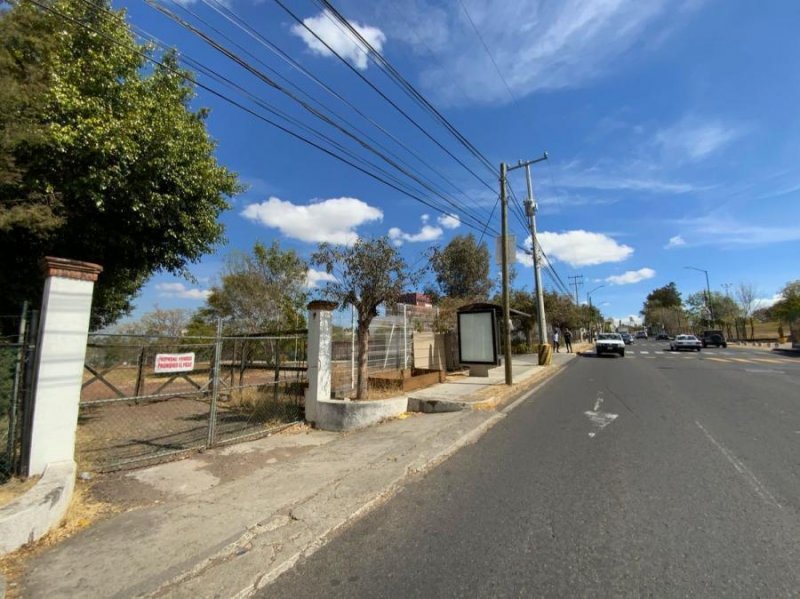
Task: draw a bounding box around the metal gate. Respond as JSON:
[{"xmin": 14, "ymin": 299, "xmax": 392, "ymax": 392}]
[
  {"xmin": 77, "ymin": 328, "xmax": 307, "ymax": 471},
  {"xmin": 1, "ymin": 304, "xmax": 38, "ymax": 480}
]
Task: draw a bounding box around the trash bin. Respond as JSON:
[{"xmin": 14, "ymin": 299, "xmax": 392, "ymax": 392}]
[{"xmin": 538, "ymin": 343, "xmax": 553, "ymax": 366}]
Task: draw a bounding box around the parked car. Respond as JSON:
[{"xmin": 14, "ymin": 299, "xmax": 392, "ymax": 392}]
[
  {"xmin": 596, "ymin": 333, "xmax": 625, "ymax": 357},
  {"xmin": 655, "ymin": 332, "xmax": 670, "ymax": 341},
  {"xmin": 621, "ymin": 332, "xmax": 633, "ymax": 345},
  {"xmin": 670, "ymin": 334, "xmax": 702, "ymax": 351},
  {"xmin": 701, "ymin": 330, "xmax": 728, "ymax": 348},
  {"xmin": 635, "ymin": 331, "xmax": 648, "ymax": 339}
]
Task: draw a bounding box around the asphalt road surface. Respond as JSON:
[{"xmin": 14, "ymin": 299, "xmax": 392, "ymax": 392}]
[{"xmin": 264, "ymin": 341, "xmax": 800, "ymax": 598}]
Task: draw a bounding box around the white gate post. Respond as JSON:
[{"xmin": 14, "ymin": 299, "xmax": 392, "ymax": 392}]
[
  {"xmin": 26, "ymin": 257, "xmax": 102, "ymax": 476},
  {"xmin": 305, "ymin": 301, "xmax": 336, "ymax": 426}
]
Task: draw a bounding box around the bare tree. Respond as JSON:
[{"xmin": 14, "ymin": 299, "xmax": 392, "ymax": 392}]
[{"xmin": 736, "ymin": 282, "xmax": 759, "ymax": 339}]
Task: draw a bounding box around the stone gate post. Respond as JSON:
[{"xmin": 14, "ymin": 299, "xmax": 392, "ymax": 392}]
[
  {"xmin": 305, "ymin": 301, "xmax": 337, "ymax": 426},
  {"xmin": 26, "ymin": 257, "xmax": 102, "ymax": 476}
]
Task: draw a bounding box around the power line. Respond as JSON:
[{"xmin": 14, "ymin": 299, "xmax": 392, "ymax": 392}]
[
  {"xmin": 26, "ymin": 0, "xmax": 506, "ymax": 242},
  {"xmin": 195, "ymin": 0, "xmax": 491, "ymax": 216},
  {"xmin": 456, "ymin": 0, "xmax": 517, "ymax": 104},
  {"xmin": 142, "ymin": 0, "xmax": 498, "ymax": 234}
]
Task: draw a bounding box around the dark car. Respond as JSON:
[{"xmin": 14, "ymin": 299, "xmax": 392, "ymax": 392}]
[
  {"xmin": 702, "ymin": 330, "xmax": 727, "ymax": 348},
  {"xmin": 621, "ymin": 332, "xmax": 633, "ymax": 345},
  {"xmin": 655, "ymin": 332, "xmax": 670, "ymax": 341},
  {"xmin": 635, "ymin": 331, "xmax": 648, "ymax": 340}
]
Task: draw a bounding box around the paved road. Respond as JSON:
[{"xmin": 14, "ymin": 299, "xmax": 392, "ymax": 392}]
[{"xmin": 264, "ymin": 342, "xmax": 800, "ymax": 598}]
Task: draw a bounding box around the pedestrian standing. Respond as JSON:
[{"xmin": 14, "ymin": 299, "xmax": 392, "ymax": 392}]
[
  {"xmin": 564, "ymin": 328, "xmax": 573, "ymax": 353},
  {"xmin": 552, "ymin": 328, "xmax": 560, "ymax": 353}
]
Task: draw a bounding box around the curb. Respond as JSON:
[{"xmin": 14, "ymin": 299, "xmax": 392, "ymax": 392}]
[{"xmin": 0, "ymin": 460, "xmax": 76, "ymax": 556}]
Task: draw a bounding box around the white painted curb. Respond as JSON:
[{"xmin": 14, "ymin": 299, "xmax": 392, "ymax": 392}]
[{"xmin": 0, "ymin": 460, "xmax": 75, "ymax": 555}]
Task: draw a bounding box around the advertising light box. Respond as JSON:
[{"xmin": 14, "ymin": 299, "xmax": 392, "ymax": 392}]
[{"xmin": 458, "ymin": 311, "xmax": 498, "ymax": 365}]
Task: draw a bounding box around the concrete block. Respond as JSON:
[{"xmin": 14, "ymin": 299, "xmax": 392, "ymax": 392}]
[
  {"xmin": 0, "ymin": 460, "xmax": 76, "ymax": 555},
  {"xmin": 313, "ymin": 397, "xmax": 409, "ymax": 432}
]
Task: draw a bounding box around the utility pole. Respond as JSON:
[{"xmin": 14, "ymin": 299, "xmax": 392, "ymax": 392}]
[
  {"xmin": 499, "ymin": 162, "xmax": 513, "ymax": 385},
  {"xmin": 685, "ymin": 266, "xmax": 713, "ymax": 324},
  {"xmin": 568, "ymin": 275, "xmax": 584, "ymax": 305},
  {"xmin": 516, "ymin": 153, "xmax": 549, "ymax": 347}
]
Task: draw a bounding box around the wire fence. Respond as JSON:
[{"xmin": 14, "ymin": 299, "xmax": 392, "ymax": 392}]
[
  {"xmin": 1, "ymin": 308, "xmax": 37, "ymax": 481},
  {"xmin": 77, "ymin": 327, "xmax": 307, "ymax": 471},
  {"xmin": 331, "ymin": 304, "xmax": 440, "ymax": 397}
]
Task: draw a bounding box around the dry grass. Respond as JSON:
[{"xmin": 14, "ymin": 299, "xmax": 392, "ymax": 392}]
[
  {"xmin": 0, "ymin": 476, "xmax": 39, "ymax": 509},
  {"xmin": 0, "ymin": 480, "xmax": 117, "ymax": 597}
]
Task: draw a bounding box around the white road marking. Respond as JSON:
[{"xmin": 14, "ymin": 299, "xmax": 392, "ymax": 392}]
[
  {"xmin": 640, "ymin": 351, "xmax": 649, "ymax": 354},
  {"xmin": 585, "ymin": 408, "xmax": 618, "ymax": 438},
  {"xmin": 593, "ymin": 394, "xmax": 604, "ymax": 412},
  {"xmin": 695, "ymin": 421, "xmax": 781, "ymax": 509},
  {"xmin": 745, "ymin": 368, "xmax": 785, "ymax": 374}
]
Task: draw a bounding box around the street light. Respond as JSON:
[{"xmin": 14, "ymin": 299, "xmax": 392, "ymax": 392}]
[
  {"xmin": 684, "ymin": 266, "xmax": 713, "ymax": 324},
  {"xmin": 586, "ymin": 285, "xmax": 605, "ymax": 341}
]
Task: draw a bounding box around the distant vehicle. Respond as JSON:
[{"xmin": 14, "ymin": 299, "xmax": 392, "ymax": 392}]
[
  {"xmin": 670, "ymin": 334, "xmax": 702, "ymax": 352},
  {"xmin": 635, "ymin": 331, "xmax": 648, "ymax": 339},
  {"xmin": 621, "ymin": 332, "xmax": 633, "ymax": 345},
  {"xmin": 596, "ymin": 333, "xmax": 625, "ymax": 357},
  {"xmin": 701, "ymin": 330, "xmax": 727, "ymax": 348},
  {"xmin": 655, "ymin": 332, "xmax": 670, "ymax": 341}
]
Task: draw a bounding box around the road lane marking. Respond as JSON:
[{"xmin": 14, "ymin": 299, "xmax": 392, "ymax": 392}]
[
  {"xmin": 640, "ymin": 351, "xmax": 649, "ymax": 354},
  {"xmin": 594, "ymin": 394, "xmax": 604, "ymax": 412},
  {"xmin": 695, "ymin": 421, "xmax": 781, "ymax": 509},
  {"xmin": 750, "ymin": 358, "xmax": 784, "ymax": 364},
  {"xmin": 706, "ymin": 357, "xmax": 732, "ymax": 363}
]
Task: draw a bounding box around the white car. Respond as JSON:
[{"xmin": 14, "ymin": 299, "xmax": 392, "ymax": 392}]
[
  {"xmin": 596, "ymin": 333, "xmax": 625, "ymax": 357},
  {"xmin": 670, "ymin": 334, "xmax": 702, "ymax": 352}
]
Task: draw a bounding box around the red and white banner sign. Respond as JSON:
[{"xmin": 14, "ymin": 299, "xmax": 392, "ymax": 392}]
[{"xmin": 154, "ymin": 352, "xmax": 195, "ymax": 373}]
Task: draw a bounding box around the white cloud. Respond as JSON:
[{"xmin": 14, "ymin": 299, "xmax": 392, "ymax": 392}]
[
  {"xmin": 665, "ymin": 235, "xmax": 686, "ymax": 249},
  {"xmin": 373, "ymin": 0, "xmax": 704, "ymax": 106},
  {"xmin": 388, "ymin": 224, "xmax": 443, "ymax": 246},
  {"xmin": 155, "ymin": 283, "xmax": 211, "ymax": 300},
  {"xmin": 437, "ymin": 213, "xmax": 461, "ymax": 229},
  {"xmin": 306, "ymin": 268, "xmax": 338, "ymax": 289},
  {"xmin": 516, "ymin": 230, "xmax": 633, "ymax": 268},
  {"xmin": 291, "ymin": 10, "xmax": 386, "ymax": 71},
  {"xmin": 606, "ymin": 268, "xmax": 656, "ymax": 285},
  {"xmin": 241, "ymin": 196, "xmax": 383, "ymax": 245},
  {"xmin": 674, "ymin": 215, "xmax": 800, "ymax": 247},
  {"xmin": 655, "ymin": 118, "xmax": 740, "ymax": 161},
  {"xmin": 754, "ymin": 294, "xmax": 782, "ymax": 309}
]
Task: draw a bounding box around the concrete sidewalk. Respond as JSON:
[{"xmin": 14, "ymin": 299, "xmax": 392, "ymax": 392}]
[{"xmin": 11, "ymin": 349, "xmax": 582, "ymax": 599}]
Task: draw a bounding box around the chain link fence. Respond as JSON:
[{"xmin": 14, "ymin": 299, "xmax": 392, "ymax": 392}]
[
  {"xmin": 331, "ymin": 304, "xmax": 440, "ymax": 397},
  {"xmin": 77, "ymin": 328, "xmax": 306, "ymax": 471}
]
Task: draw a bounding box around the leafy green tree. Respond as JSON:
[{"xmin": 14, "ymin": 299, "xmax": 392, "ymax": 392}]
[
  {"xmin": 772, "ymin": 280, "xmax": 800, "ymax": 325},
  {"xmin": 199, "ymin": 241, "xmax": 308, "ymax": 334},
  {"xmin": 312, "ymin": 237, "xmax": 416, "ymax": 399},
  {"xmin": 641, "ymin": 282, "xmax": 684, "ymax": 332},
  {"xmin": 0, "ymin": 0, "xmax": 240, "ymax": 329},
  {"xmin": 428, "ymin": 233, "xmax": 492, "ymax": 300}
]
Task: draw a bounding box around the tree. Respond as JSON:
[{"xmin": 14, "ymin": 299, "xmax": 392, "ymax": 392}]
[
  {"xmin": 428, "ymin": 233, "xmax": 492, "ymax": 299},
  {"xmin": 641, "ymin": 282, "xmax": 684, "ymax": 333},
  {"xmin": 312, "ymin": 237, "xmax": 416, "ymax": 399},
  {"xmin": 735, "ymin": 282, "xmax": 758, "ymax": 339},
  {"xmin": 199, "ymin": 241, "xmax": 308, "ymax": 334},
  {"xmin": 0, "ymin": 0, "xmax": 240, "ymax": 329},
  {"xmin": 772, "ymin": 280, "xmax": 800, "ymax": 325},
  {"xmin": 115, "ymin": 307, "xmax": 191, "ymax": 338}
]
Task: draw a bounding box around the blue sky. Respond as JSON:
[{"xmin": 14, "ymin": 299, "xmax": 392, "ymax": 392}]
[{"xmin": 120, "ymin": 0, "xmax": 800, "ymax": 325}]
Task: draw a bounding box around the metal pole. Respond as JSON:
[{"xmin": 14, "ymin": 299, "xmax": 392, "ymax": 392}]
[
  {"xmin": 500, "ymin": 162, "xmax": 513, "ymax": 385},
  {"xmin": 206, "ymin": 318, "xmax": 223, "ymax": 448},
  {"xmin": 704, "ymin": 269, "xmax": 713, "ymax": 323},
  {"xmin": 524, "ymin": 165, "xmax": 548, "ymax": 347},
  {"xmin": 6, "ymin": 301, "xmax": 29, "ymax": 472}
]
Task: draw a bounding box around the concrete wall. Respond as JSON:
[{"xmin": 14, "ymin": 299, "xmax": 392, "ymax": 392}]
[
  {"xmin": 313, "ymin": 397, "xmax": 409, "ymax": 432},
  {"xmin": 413, "ymin": 332, "xmax": 446, "ymax": 371}
]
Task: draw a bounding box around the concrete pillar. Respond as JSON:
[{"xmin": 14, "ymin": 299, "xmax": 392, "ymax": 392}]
[
  {"xmin": 304, "ymin": 301, "xmax": 337, "ymax": 426},
  {"xmin": 26, "ymin": 257, "xmax": 102, "ymax": 476}
]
